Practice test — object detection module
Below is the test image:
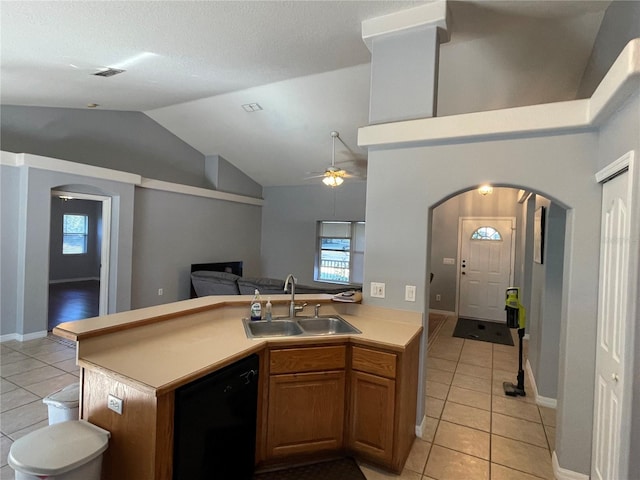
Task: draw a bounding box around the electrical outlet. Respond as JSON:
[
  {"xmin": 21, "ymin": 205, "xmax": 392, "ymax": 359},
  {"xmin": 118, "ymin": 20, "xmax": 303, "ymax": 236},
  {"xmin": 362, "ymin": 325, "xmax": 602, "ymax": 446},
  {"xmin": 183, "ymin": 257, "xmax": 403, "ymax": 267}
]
[
  {"xmin": 370, "ymin": 282, "xmax": 385, "ymax": 298},
  {"xmin": 405, "ymin": 285, "xmax": 416, "ymax": 302},
  {"xmin": 158, "ymin": 288, "xmax": 163, "ymax": 296},
  {"xmin": 436, "ymin": 294, "xmax": 441, "ymax": 301},
  {"xmin": 107, "ymin": 394, "xmax": 123, "ymax": 415}
]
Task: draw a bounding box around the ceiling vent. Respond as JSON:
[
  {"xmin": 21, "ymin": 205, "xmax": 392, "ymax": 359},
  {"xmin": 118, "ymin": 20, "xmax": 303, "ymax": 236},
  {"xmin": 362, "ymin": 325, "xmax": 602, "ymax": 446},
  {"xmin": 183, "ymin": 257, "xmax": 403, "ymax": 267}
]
[
  {"xmin": 242, "ymin": 103, "xmax": 263, "ymax": 112},
  {"xmin": 93, "ymin": 68, "xmax": 125, "ymax": 78}
]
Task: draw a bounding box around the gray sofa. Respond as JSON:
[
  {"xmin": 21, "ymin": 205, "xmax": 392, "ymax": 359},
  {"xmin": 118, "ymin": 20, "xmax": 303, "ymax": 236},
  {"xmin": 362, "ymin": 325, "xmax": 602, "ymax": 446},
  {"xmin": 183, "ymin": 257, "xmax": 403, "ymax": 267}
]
[{"xmin": 190, "ymin": 270, "xmax": 357, "ymax": 297}]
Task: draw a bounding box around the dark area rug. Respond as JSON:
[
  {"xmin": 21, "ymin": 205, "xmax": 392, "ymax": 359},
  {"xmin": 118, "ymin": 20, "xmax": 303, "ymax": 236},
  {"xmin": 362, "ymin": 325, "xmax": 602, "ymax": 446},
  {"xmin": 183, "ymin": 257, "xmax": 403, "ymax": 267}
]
[
  {"xmin": 253, "ymin": 457, "xmax": 366, "ymax": 480},
  {"xmin": 453, "ymin": 317, "xmax": 514, "ymax": 346}
]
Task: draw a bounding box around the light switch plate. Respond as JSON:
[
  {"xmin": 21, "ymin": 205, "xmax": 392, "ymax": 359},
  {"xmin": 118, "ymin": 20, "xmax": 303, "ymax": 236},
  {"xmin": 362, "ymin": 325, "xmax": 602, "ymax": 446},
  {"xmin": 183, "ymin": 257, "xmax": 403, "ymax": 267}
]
[
  {"xmin": 370, "ymin": 282, "xmax": 385, "ymax": 298},
  {"xmin": 405, "ymin": 285, "xmax": 416, "ymax": 302},
  {"xmin": 443, "ymin": 258, "xmax": 456, "ymax": 265}
]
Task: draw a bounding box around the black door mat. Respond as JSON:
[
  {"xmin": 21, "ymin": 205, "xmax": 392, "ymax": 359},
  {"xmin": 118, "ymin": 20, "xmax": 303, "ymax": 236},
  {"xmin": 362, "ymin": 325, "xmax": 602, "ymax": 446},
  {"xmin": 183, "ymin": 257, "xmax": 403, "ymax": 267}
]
[
  {"xmin": 254, "ymin": 457, "xmax": 366, "ymax": 480},
  {"xmin": 453, "ymin": 317, "xmax": 514, "ymax": 346}
]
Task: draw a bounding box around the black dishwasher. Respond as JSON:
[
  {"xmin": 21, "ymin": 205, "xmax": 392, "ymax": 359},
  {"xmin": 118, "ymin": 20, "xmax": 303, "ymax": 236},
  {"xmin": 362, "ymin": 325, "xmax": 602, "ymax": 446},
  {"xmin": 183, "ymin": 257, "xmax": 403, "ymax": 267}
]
[{"xmin": 173, "ymin": 354, "xmax": 259, "ymax": 480}]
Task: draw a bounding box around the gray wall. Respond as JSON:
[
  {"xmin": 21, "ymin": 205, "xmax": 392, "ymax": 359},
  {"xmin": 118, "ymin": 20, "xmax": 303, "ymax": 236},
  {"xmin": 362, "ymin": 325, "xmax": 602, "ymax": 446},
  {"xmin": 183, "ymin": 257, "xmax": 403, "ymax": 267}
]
[
  {"xmin": 0, "ymin": 106, "xmax": 208, "ymax": 188},
  {"xmin": 369, "ymin": 26, "xmax": 439, "ymax": 122},
  {"xmin": 1, "ymin": 165, "xmax": 136, "ymax": 335},
  {"xmin": 430, "ymin": 187, "xmax": 521, "ymax": 312},
  {"xmin": 363, "ymin": 131, "xmax": 601, "ymax": 474},
  {"xmin": 1, "ymin": 105, "xmax": 265, "ymax": 335},
  {"xmin": 261, "ymin": 182, "xmax": 367, "ymax": 286},
  {"xmin": 1, "ymin": 166, "xmax": 20, "ymax": 336},
  {"xmin": 540, "ymin": 203, "xmax": 565, "ymax": 399},
  {"xmin": 49, "ymin": 198, "xmax": 101, "ymax": 281},
  {"xmin": 205, "ymin": 155, "xmax": 263, "ymax": 198},
  {"xmin": 577, "ymin": 1, "xmax": 640, "ymax": 97},
  {"xmin": 526, "ymin": 196, "xmax": 564, "ymax": 401},
  {"xmin": 131, "ymin": 188, "xmax": 262, "ymax": 308}
]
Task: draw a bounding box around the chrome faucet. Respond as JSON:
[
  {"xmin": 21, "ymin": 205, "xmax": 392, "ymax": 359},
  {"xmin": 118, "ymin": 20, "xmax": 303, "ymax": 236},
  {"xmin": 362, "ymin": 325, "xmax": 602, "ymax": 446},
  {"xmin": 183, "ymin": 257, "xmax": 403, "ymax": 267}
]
[
  {"xmin": 284, "ymin": 274, "xmax": 306, "ymax": 318},
  {"xmin": 284, "ymin": 274, "xmax": 297, "ymax": 318}
]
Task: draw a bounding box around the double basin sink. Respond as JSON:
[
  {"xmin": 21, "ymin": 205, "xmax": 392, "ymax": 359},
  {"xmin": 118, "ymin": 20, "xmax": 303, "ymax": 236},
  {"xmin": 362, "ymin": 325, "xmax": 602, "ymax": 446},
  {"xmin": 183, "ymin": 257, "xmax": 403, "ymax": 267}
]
[{"xmin": 242, "ymin": 315, "xmax": 361, "ymax": 339}]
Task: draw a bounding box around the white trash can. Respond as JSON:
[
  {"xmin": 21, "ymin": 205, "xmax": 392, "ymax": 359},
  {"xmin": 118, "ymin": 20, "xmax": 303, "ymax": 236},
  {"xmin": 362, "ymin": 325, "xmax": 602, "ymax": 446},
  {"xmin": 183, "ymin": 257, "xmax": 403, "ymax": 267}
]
[
  {"xmin": 8, "ymin": 420, "xmax": 110, "ymax": 480},
  {"xmin": 43, "ymin": 383, "xmax": 79, "ymax": 424}
]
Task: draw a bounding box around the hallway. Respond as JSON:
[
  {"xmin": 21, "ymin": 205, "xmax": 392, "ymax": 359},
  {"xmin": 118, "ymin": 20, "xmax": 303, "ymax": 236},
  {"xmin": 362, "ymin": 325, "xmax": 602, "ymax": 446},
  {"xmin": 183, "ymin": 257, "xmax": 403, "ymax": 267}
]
[{"xmin": 360, "ymin": 315, "xmax": 556, "ymax": 479}]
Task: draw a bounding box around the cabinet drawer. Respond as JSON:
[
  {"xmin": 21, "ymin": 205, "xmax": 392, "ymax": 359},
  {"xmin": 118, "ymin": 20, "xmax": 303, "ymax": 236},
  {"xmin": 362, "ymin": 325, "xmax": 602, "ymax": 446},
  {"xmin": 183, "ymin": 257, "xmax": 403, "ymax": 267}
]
[
  {"xmin": 352, "ymin": 346, "xmax": 397, "ymax": 378},
  {"xmin": 270, "ymin": 346, "xmax": 346, "ymax": 374}
]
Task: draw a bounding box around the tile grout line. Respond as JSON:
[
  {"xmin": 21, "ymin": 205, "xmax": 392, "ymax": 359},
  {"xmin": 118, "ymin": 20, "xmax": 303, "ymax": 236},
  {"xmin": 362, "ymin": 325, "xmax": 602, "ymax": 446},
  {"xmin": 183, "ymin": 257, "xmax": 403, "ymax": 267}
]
[
  {"xmin": 1, "ymin": 339, "xmax": 78, "ymax": 441},
  {"xmin": 428, "ymin": 318, "xmax": 554, "ymax": 480}
]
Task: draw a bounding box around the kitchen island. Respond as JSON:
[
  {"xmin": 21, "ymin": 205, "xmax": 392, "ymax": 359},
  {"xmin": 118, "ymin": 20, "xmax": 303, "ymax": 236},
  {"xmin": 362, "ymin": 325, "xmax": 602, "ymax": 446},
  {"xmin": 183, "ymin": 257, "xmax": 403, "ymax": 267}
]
[{"xmin": 54, "ymin": 294, "xmax": 423, "ymax": 479}]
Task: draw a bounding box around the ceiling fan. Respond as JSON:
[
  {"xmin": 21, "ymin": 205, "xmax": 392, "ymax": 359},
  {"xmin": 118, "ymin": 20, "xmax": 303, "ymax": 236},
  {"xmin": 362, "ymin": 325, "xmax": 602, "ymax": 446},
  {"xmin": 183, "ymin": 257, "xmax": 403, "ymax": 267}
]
[{"xmin": 307, "ymin": 131, "xmax": 365, "ymax": 187}]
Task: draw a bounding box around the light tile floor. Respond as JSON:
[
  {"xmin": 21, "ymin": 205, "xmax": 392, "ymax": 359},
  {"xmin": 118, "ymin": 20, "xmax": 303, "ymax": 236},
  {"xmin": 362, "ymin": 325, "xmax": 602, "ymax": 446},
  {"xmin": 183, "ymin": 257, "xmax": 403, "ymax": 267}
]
[
  {"xmin": 0, "ymin": 320, "xmax": 555, "ymax": 480},
  {"xmin": 359, "ymin": 315, "xmax": 556, "ymax": 480},
  {"xmin": 1, "ymin": 335, "xmax": 78, "ymax": 480}
]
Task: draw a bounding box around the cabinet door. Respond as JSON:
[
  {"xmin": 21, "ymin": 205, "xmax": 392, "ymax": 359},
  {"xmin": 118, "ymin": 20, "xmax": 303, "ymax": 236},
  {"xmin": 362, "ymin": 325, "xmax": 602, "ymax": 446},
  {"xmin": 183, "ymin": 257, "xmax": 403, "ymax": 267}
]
[
  {"xmin": 348, "ymin": 370, "xmax": 395, "ymax": 464},
  {"xmin": 266, "ymin": 371, "xmax": 345, "ymax": 458}
]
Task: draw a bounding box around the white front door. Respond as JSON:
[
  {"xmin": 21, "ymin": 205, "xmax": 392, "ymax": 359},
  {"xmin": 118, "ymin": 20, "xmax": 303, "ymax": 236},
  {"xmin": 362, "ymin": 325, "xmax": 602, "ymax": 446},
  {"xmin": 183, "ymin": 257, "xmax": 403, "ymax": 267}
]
[
  {"xmin": 592, "ymin": 162, "xmax": 635, "ymax": 480},
  {"xmin": 458, "ymin": 218, "xmax": 514, "ymax": 322}
]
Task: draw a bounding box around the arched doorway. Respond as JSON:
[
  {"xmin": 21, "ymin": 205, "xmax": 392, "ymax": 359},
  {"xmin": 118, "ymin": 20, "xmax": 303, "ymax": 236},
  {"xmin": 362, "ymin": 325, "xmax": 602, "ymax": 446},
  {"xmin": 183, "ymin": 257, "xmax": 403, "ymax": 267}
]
[
  {"xmin": 48, "ymin": 187, "xmax": 112, "ymax": 330},
  {"xmin": 423, "ymin": 185, "xmax": 566, "ymax": 478}
]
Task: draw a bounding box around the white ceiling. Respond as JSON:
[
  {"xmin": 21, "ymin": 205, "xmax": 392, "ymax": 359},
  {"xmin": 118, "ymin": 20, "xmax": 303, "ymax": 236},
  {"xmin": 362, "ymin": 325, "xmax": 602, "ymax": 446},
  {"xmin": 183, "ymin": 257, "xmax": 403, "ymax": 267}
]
[{"xmin": 1, "ymin": 1, "xmax": 610, "ymax": 187}]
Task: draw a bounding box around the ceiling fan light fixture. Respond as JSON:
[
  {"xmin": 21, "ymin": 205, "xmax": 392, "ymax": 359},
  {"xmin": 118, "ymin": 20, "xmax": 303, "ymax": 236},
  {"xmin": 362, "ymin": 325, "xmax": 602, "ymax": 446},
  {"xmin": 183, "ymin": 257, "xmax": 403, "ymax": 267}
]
[
  {"xmin": 323, "ymin": 174, "xmax": 344, "ymax": 187},
  {"xmin": 322, "ymin": 130, "xmax": 345, "ymax": 187}
]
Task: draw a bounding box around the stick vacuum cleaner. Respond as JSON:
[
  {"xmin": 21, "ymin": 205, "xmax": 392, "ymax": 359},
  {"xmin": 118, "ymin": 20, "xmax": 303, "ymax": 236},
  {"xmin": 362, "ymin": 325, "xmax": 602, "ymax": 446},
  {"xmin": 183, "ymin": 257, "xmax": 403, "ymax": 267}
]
[{"xmin": 503, "ymin": 287, "xmax": 526, "ymax": 397}]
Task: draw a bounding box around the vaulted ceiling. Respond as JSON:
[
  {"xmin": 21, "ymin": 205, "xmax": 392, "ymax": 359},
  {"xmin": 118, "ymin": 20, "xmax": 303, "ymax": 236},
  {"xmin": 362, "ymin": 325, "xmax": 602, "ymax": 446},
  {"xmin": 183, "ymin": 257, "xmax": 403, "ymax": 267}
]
[{"xmin": 1, "ymin": 1, "xmax": 610, "ymax": 187}]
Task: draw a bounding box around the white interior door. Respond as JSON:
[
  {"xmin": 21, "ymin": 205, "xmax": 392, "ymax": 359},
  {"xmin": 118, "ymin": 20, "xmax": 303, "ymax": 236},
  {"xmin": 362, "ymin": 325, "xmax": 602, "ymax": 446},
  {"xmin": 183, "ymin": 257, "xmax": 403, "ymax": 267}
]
[
  {"xmin": 592, "ymin": 164, "xmax": 634, "ymax": 480},
  {"xmin": 458, "ymin": 218, "xmax": 514, "ymax": 322}
]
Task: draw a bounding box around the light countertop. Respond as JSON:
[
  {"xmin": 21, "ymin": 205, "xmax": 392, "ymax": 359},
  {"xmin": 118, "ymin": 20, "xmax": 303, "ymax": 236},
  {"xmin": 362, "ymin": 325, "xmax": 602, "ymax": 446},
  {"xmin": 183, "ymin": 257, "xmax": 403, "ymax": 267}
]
[{"xmin": 54, "ymin": 294, "xmax": 423, "ymax": 396}]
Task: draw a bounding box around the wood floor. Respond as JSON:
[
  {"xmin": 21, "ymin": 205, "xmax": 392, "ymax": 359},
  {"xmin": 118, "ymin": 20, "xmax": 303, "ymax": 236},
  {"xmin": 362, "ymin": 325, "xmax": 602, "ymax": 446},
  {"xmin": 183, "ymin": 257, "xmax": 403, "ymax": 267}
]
[{"xmin": 48, "ymin": 280, "xmax": 100, "ymax": 331}]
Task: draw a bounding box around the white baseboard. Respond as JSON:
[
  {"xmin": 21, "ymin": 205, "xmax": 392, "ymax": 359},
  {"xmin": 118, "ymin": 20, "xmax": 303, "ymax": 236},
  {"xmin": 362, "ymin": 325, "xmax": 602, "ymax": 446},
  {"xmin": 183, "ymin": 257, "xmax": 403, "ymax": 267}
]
[
  {"xmin": 536, "ymin": 394, "xmax": 558, "ymax": 409},
  {"xmin": 552, "ymin": 451, "xmax": 590, "ymax": 480},
  {"xmin": 428, "ymin": 309, "xmax": 455, "ymax": 316},
  {"xmin": 1, "ymin": 330, "xmax": 48, "ymax": 343},
  {"xmin": 0, "ymin": 333, "xmax": 18, "ymax": 342},
  {"xmin": 415, "ymin": 415, "xmax": 427, "ymax": 437},
  {"xmin": 525, "ymin": 359, "xmax": 558, "ymax": 409},
  {"xmin": 50, "ymin": 277, "xmax": 99, "ymax": 284}
]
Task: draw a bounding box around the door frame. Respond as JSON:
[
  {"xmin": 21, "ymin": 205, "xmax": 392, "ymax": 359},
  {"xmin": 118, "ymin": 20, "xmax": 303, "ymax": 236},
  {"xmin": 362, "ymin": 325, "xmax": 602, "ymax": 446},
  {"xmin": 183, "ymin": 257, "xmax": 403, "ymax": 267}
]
[
  {"xmin": 591, "ymin": 150, "xmax": 637, "ymax": 479},
  {"xmin": 50, "ymin": 190, "xmax": 112, "ymax": 316},
  {"xmin": 455, "ymin": 216, "xmax": 516, "ymax": 318}
]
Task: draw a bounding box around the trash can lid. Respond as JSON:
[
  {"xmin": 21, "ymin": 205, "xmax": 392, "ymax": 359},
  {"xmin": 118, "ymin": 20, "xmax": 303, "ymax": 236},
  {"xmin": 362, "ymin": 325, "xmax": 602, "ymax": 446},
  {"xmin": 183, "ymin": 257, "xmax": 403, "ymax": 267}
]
[
  {"xmin": 42, "ymin": 382, "xmax": 79, "ymax": 408},
  {"xmin": 8, "ymin": 420, "xmax": 110, "ymax": 476}
]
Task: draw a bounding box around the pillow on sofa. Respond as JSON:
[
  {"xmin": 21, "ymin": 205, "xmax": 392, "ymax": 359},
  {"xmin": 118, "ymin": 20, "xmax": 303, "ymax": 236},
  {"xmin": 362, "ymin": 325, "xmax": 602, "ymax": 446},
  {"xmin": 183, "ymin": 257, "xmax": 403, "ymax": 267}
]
[
  {"xmin": 295, "ymin": 283, "xmax": 357, "ymax": 295},
  {"xmin": 191, "ymin": 271, "xmax": 240, "ymax": 296},
  {"xmin": 237, "ymin": 277, "xmax": 285, "ymax": 296}
]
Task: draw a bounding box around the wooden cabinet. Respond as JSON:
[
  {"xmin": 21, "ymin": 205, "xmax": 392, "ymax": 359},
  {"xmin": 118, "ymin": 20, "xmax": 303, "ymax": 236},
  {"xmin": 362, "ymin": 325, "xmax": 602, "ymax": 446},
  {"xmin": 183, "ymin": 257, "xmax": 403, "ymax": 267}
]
[
  {"xmin": 82, "ymin": 331, "xmax": 421, "ymax": 478},
  {"xmin": 347, "ymin": 341, "xmax": 420, "ymax": 473},
  {"xmin": 263, "ymin": 345, "xmax": 346, "ymax": 461},
  {"xmin": 349, "ymin": 370, "xmax": 395, "ymax": 463},
  {"xmin": 267, "ymin": 371, "xmax": 345, "ymax": 457},
  {"xmin": 81, "ymin": 369, "xmax": 174, "ymax": 480}
]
